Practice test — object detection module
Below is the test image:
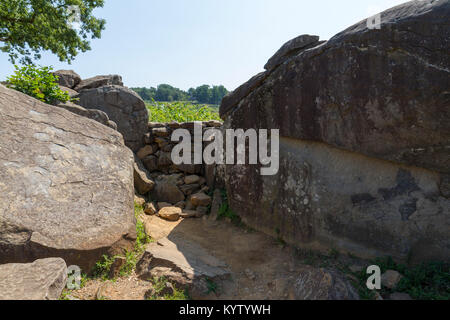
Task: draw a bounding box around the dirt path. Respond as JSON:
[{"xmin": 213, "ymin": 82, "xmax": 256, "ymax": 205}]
[{"xmin": 71, "ymin": 215, "xmax": 362, "ymax": 300}]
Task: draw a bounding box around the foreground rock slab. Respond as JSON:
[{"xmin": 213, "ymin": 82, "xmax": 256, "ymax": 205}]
[
  {"xmin": 0, "ymin": 84, "xmax": 136, "ymax": 272},
  {"xmin": 0, "ymin": 258, "xmax": 67, "ymax": 300},
  {"xmin": 137, "ymin": 236, "xmax": 231, "ymax": 299}
]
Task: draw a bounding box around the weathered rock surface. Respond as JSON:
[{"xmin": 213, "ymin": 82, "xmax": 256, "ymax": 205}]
[
  {"xmin": 293, "ymin": 267, "xmax": 359, "ymax": 300},
  {"xmin": 381, "ymin": 270, "xmax": 403, "ymax": 289},
  {"xmin": 220, "ymin": 1, "xmax": 450, "ymax": 262},
  {"xmin": 264, "ymin": 34, "xmax": 322, "ymax": 71},
  {"xmin": 144, "ymin": 202, "xmax": 157, "ymax": 215},
  {"xmin": 75, "ymin": 85, "xmax": 148, "ymax": 151},
  {"xmin": 0, "ymin": 84, "xmax": 136, "ymax": 271},
  {"xmin": 190, "ymin": 192, "xmax": 212, "ymax": 207},
  {"xmin": 56, "ymin": 101, "xmax": 117, "ymax": 130},
  {"xmin": 0, "ymin": 258, "xmax": 67, "ymax": 300},
  {"xmin": 53, "ymin": 70, "xmax": 81, "ymax": 89},
  {"xmin": 158, "ymin": 207, "xmax": 181, "ymax": 222},
  {"xmin": 74, "ymin": 75, "xmax": 123, "ymax": 92},
  {"xmin": 151, "ymin": 174, "xmax": 185, "ymax": 204},
  {"xmin": 133, "ymin": 156, "xmax": 155, "ymax": 195},
  {"xmin": 137, "ymin": 236, "xmax": 231, "ymax": 299}
]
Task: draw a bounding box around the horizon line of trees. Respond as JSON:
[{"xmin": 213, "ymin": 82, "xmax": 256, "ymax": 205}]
[{"xmin": 132, "ymin": 84, "xmax": 229, "ymax": 105}]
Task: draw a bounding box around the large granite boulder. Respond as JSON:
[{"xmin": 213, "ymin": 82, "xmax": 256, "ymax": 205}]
[
  {"xmin": 0, "ymin": 84, "xmax": 136, "ymax": 272},
  {"xmin": 75, "ymin": 85, "xmax": 149, "ymax": 152},
  {"xmin": 53, "ymin": 70, "xmax": 81, "ymax": 89},
  {"xmin": 0, "ymin": 258, "xmax": 67, "ymax": 300},
  {"xmin": 220, "ymin": 0, "xmax": 450, "ymax": 262},
  {"xmin": 76, "ymin": 85, "xmax": 148, "ymax": 152},
  {"xmin": 74, "ymin": 75, "xmax": 123, "ymax": 92}
]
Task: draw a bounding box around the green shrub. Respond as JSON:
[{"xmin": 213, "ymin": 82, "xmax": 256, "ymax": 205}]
[
  {"xmin": 146, "ymin": 101, "xmax": 221, "ymax": 122},
  {"xmin": 6, "ymin": 65, "xmax": 71, "ymax": 105},
  {"xmin": 352, "ymin": 257, "xmax": 450, "ymax": 300}
]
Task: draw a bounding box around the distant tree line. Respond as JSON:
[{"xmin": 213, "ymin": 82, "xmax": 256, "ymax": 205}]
[{"xmin": 132, "ymin": 84, "xmax": 229, "ymax": 105}]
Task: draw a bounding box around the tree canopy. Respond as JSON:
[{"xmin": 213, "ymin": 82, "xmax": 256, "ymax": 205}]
[
  {"xmin": 133, "ymin": 84, "xmax": 229, "ymax": 105},
  {"xmin": 0, "ymin": 0, "xmax": 106, "ymax": 64}
]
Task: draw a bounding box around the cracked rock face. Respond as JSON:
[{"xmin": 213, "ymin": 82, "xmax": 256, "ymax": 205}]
[
  {"xmin": 0, "ymin": 85, "xmax": 136, "ymax": 272},
  {"xmin": 220, "ymin": 0, "xmax": 450, "ymax": 262}
]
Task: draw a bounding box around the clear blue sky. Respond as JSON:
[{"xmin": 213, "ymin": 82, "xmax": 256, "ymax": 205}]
[{"xmin": 0, "ymin": 0, "xmax": 408, "ymax": 91}]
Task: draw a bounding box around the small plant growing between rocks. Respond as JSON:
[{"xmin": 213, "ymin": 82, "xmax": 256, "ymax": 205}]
[
  {"xmin": 352, "ymin": 257, "xmax": 450, "ymax": 300},
  {"xmin": 205, "ymin": 278, "xmax": 218, "ymax": 295},
  {"xmin": 217, "ymin": 190, "xmax": 241, "ymax": 225},
  {"xmin": 146, "ymin": 277, "xmax": 190, "ymax": 300},
  {"xmin": 6, "ymin": 65, "xmax": 73, "ymax": 105}
]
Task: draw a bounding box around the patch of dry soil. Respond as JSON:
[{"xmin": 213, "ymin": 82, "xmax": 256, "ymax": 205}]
[{"xmin": 71, "ymin": 216, "xmax": 360, "ymax": 300}]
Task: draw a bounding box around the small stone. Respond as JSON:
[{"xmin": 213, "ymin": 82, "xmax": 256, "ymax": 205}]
[
  {"xmin": 157, "ymin": 202, "xmax": 172, "ymax": 210},
  {"xmin": 389, "ymin": 292, "xmax": 412, "ymax": 300},
  {"xmin": 168, "ymin": 122, "xmax": 181, "ymax": 129},
  {"xmin": 152, "ymin": 127, "xmax": 170, "ymax": 137},
  {"xmin": 155, "ymin": 137, "xmax": 169, "ymax": 149},
  {"xmin": 134, "ymin": 195, "xmax": 146, "ymax": 207},
  {"xmin": 144, "ymin": 202, "xmax": 157, "ymax": 215},
  {"xmin": 206, "ymin": 120, "xmax": 223, "ymax": 127},
  {"xmin": 181, "ymin": 122, "xmax": 204, "ymax": 130},
  {"xmin": 134, "ymin": 159, "xmax": 155, "ymax": 195},
  {"xmin": 180, "ymin": 184, "xmax": 201, "ymax": 196},
  {"xmin": 184, "ymin": 175, "xmax": 200, "ymax": 185},
  {"xmin": 157, "ymin": 151, "xmax": 172, "ymax": 167},
  {"xmin": 148, "ymin": 122, "xmax": 166, "ymax": 129},
  {"xmin": 158, "ymin": 207, "xmax": 182, "ymax": 221},
  {"xmin": 191, "ymin": 192, "xmax": 212, "ymax": 207},
  {"xmin": 143, "ymin": 155, "xmax": 158, "ymax": 172},
  {"xmin": 381, "ymin": 270, "xmax": 403, "ymax": 289},
  {"xmin": 137, "ymin": 145, "xmax": 156, "ymax": 159}
]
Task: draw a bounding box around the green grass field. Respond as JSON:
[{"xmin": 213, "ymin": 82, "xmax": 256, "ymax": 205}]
[{"xmin": 146, "ymin": 101, "xmax": 221, "ymax": 123}]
